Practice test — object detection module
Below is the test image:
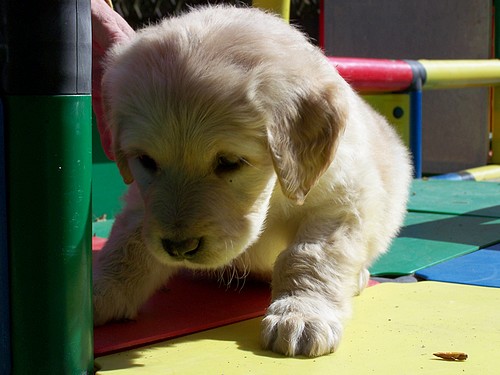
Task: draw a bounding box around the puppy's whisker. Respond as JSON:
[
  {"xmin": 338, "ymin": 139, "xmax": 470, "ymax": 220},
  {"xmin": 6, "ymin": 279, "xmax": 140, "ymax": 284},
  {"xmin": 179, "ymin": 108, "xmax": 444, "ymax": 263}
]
[
  {"xmin": 211, "ymin": 240, "xmax": 251, "ymax": 291},
  {"xmin": 242, "ymin": 158, "xmax": 260, "ymax": 171}
]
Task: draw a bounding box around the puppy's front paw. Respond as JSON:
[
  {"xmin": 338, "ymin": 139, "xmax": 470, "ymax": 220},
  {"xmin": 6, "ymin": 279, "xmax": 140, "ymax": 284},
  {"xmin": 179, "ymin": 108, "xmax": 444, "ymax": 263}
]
[
  {"xmin": 261, "ymin": 296, "xmax": 344, "ymax": 357},
  {"xmin": 93, "ymin": 278, "xmax": 137, "ymax": 326}
]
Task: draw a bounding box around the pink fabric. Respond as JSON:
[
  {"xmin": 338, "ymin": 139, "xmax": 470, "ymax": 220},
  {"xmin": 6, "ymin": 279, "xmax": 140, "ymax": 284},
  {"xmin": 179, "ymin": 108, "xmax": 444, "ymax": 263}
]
[{"xmin": 91, "ymin": 0, "xmax": 134, "ymax": 160}]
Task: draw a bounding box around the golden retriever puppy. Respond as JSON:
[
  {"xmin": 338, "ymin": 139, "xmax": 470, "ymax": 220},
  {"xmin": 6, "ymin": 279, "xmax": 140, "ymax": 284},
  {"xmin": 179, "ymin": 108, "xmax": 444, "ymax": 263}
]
[{"xmin": 93, "ymin": 5, "xmax": 412, "ymax": 357}]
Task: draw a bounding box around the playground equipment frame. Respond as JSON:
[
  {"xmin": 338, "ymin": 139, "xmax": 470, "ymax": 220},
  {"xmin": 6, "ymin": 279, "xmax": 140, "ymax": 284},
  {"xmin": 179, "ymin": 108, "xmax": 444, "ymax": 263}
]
[{"xmin": 2, "ymin": 0, "xmax": 500, "ymax": 373}]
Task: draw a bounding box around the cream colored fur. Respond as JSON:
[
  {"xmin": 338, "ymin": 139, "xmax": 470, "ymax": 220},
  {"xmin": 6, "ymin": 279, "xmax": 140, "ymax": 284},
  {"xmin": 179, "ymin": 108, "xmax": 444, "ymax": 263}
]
[{"xmin": 93, "ymin": 5, "xmax": 412, "ymax": 357}]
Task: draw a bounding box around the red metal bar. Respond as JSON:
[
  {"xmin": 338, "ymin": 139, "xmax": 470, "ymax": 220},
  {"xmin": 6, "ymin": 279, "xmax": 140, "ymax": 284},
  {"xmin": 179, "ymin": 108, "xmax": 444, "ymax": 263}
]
[{"xmin": 329, "ymin": 57, "xmax": 414, "ymax": 93}]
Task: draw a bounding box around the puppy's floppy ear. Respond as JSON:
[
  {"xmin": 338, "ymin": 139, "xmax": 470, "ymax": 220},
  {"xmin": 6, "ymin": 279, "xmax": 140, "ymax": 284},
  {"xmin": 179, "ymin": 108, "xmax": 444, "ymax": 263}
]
[
  {"xmin": 101, "ymin": 52, "xmax": 135, "ymax": 185},
  {"xmin": 101, "ymin": 96, "xmax": 134, "ymax": 185},
  {"xmin": 267, "ymin": 81, "xmax": 348, "ymax": 205}
]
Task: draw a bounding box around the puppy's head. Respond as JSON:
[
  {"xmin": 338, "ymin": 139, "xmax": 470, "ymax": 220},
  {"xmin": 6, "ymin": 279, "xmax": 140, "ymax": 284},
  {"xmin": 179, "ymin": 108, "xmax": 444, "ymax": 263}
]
[{"xmin": 101, "ymin": 7, "xmax": 348, "ymax": 269}]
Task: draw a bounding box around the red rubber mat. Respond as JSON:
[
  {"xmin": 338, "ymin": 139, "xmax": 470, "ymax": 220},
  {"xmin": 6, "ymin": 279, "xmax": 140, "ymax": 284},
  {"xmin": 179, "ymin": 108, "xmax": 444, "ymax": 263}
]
[
  {"xmin": 92, "ymin": 237, "xmax": 377, "ymax": 356},
  {"xmin": 93, "ymin": 237, "xmax": 271, "ymax": 356}
]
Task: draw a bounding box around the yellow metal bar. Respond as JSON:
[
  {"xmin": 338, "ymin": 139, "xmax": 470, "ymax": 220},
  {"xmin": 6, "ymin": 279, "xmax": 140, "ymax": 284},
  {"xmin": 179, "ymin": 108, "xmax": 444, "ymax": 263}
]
[
  {"xmin": 363, "ymin": 93, "xmax": 410, "ymax": 146},
  {"xmin": 492, "ymin": 88, "xmax": 500, "ymax": 163},
  {"xmin": 419, "ymin": 59, "xmax": 500, "ymax": 89},
  {"xmin": 466, "ymin": 165, "xmax": 500, "ymax": 180},
  {"xmin": 252, "ymin": 0, "xmax": 290, "ymax": 21}
]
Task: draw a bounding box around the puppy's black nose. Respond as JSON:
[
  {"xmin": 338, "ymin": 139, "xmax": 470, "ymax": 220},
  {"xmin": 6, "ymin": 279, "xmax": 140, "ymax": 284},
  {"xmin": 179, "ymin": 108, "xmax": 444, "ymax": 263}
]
[{"xmin": 162, "ymin": 237, "xmax": 201, "ymax": 259}]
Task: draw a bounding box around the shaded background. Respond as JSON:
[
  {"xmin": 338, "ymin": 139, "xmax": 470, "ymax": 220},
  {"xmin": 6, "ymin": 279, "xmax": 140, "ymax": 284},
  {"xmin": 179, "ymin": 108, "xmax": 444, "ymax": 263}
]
[
  {"xmin": 112, "ymin": 0, "xmax": 320, "ymax": 43},
  {"xmin": 112, "ymin": 0, "xmax": 494, "ymax": 175}
]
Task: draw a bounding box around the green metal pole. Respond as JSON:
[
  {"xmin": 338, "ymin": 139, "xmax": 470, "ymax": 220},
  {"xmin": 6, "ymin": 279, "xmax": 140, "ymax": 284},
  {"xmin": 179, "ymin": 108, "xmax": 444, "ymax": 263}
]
[
  {"xmin": 0, "ymin": 99, "xmax": 11, "ymax": 374},
  {"xmin": 4, "ymin": 1, "xmax": 93, "ymax": 374},
  {"xmin": 7, "ymin": 96, "xmax": 93, "ymax": 374}
]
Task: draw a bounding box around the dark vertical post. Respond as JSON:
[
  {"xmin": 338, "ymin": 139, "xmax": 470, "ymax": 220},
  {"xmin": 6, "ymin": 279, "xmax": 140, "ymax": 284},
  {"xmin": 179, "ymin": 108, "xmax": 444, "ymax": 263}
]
[
  {"xmin": 495, "ymin": 0, "xmax": 500, "ymax": 58},
  {"xmin": 492, "ymin": 0, "xmax": 500, "ymax": 163}
]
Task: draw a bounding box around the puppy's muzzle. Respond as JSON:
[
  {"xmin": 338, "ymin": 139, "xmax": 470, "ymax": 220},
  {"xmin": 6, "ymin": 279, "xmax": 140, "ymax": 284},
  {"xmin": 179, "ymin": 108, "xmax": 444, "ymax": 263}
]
[{"xmin": 162, "ymin": 237, "xmax": 202, "ymax": 259}]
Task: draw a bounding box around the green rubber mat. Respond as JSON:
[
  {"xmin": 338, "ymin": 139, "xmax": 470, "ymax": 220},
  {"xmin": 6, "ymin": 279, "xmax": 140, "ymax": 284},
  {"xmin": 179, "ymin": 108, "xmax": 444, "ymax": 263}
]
[
  {"xmin": 92, "ymin": 163, "xmax": 126, "ymax": 220},
  {"xmin": 93, "ymin": 210, "xmax": 500, "ymax": 277},
  {"xmin": 89, "ymin": 175, "xmax": 500, "ymax": 277},
  {"xmin": 370, "ymin": 179, "xmax": 500, "ymax": 276},
  {"xmin": 370, "ymin": 211, "xmax": 500, "ymax": 276},
  {"xmin": 408, "ymin": 179, "xmax": 500, "ymax": 217},
  {"xmin": 92, "ymin": 220, "xmax": 115, "ymax": 239}
]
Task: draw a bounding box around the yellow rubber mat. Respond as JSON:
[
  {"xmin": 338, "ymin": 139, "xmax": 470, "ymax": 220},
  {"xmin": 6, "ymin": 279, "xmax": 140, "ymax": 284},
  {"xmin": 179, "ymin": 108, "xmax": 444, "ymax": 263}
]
[{"xmin": 95, "ymin": 281, "xmax": 500, "ymax": 374}]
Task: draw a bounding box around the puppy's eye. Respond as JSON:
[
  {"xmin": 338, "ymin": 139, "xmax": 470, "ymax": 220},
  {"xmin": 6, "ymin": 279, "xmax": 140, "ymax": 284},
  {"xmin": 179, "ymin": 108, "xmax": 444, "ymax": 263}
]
[
  {"xmin": 215, "ymin": 155, "xmax": 245, "ymax": 174},
  {"xmin": 138, "ymin": 155, "xmax": 158, "ymax": 173}
]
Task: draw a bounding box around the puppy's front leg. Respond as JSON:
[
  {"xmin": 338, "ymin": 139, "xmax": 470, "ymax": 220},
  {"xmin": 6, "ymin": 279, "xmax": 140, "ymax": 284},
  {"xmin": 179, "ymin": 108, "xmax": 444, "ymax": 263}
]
[
  {"xmin": 93, "ymin": 215, "xmax": 175, "ymax": 326},
  {"xmin": 261, "ymin": 229, "xmax": 363, "ymax": 357}
]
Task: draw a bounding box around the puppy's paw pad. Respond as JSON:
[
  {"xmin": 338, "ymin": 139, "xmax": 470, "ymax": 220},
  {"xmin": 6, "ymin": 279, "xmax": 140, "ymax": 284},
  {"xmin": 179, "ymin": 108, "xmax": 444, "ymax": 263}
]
[{"xmin": 261, "ymin": 297, "xmax": 343, "ymax": 357}]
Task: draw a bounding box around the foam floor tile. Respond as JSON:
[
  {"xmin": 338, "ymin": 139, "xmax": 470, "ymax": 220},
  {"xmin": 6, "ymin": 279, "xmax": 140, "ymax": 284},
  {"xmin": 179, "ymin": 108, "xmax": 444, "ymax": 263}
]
[
  {"xmin": 92, "ymin": 162, "xmax": 126, "ymax": 220},
  {"xmin": 93, "ymin": 270, "xmax": 271, "ymax": 357},
  {"xmin": 416, "ymin": 248, "xmax": 500, "ymax": 287},
  {"xmin": 369, "ymin": 211, "xmax": 500, "ymax": 276},
  {"xmin": 408, "ymin": 180, "xmax": 500, "ymax": 217},
  {"xmin": 95, "ymin": 282, "xmax": 500, "ymax": 374}
]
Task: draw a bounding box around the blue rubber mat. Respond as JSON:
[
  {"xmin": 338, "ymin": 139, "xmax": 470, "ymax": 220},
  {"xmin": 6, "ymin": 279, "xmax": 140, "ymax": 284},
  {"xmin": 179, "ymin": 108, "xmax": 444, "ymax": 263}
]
[{"xmin": 415, "ymin": 245, "xmax": 500, "ymax": 287}]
